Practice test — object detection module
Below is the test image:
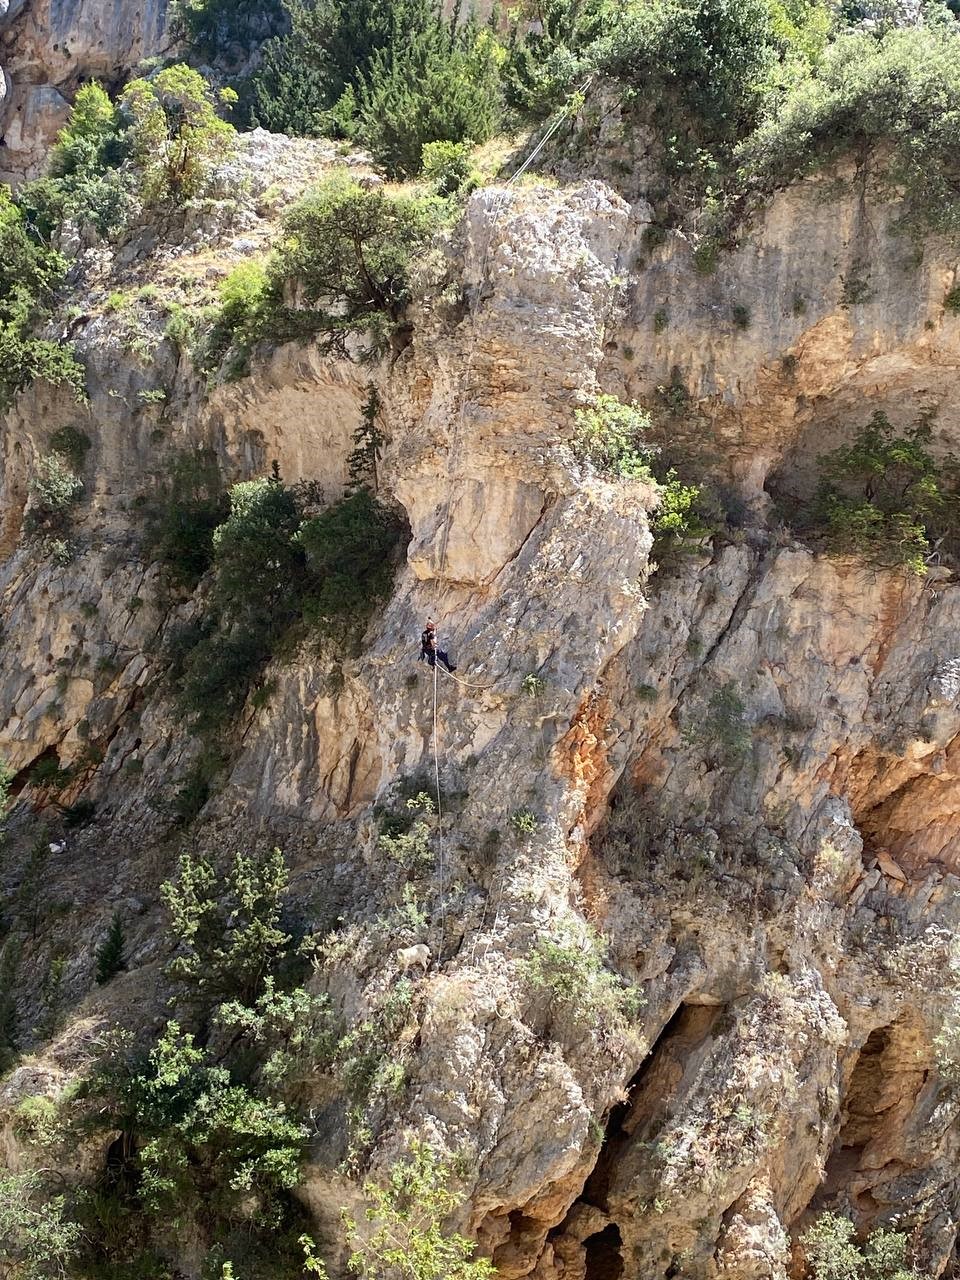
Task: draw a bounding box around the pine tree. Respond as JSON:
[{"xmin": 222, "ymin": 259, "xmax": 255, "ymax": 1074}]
[
  {"xmin": 95, "ymin": 911, "xmax": 127, "ymax": 986},
  {"xmin": 347, "ymin": 385, "xmax": 385, "ymax": 492}
]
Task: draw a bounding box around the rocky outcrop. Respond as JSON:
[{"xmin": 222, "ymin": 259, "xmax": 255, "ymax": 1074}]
[
  {"xmin": 2, "ymin": 153, "xmax": 960, "ymax": 1280},
  {"xmin": 0, "ymin": 0, "xmax": 174, "ymax": 185}
]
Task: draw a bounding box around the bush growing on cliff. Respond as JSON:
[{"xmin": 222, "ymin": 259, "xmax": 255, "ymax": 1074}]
[
  {"xmin": 810, "ymin": 411, "xmax": 960, "ymax": 574},
  {"xmin": 0, "ymin": 1171, "xmax": 83, "ymax": 1279},
  {"xmin": 268, "ymin": 175, "xmax": 447, "ymax": 357},
  {"xmin": 736, "ymin": 22, "xmax": 960, "ymax": 238},
  {"xmin": 297, "ymin": 488, "xmax": 405, "ymax": 636},
  {"xmin": 251, "ymin": 0, "xmax": 504, "ymax": 173},
  {"xmin": 801, "ymin": 1213, "xmax": 922, "ymax": 1280},
  {"xmin": 0, "ymin": 188, "xmax": 86, "ymax": 412},
  {"xmin": 202, "ymin": 178, "xmax": 446, "ymax": 369},
  {"xmin": 572, "ymin": 395, "xmax": 657, "ymax": 480},
  {"xmin": 25, "ymin": 454, "xmax": 84, "ymax": 532},
  {"xmin": 524, "ymin": 921, "xmax": 644, "ymax": 1028},
  {"xmin": 345, "ymin": 1141, "xmax": 494, "ymax": 1280},
  {"xmin": 170, "ymin": 470, "xmax": 406, "ymax": 731},
  {"xmin": 592, "ymin": 0, "xmax": 777, "ymax": 181},
  {"xmin": 145, "ymin": 448, "xmax": 229, "ymax": 589},
  {"xmin": 358, "ymin": 17, "xmax": 504, "ymax": 180},
  {"xmin": 120, "ymin": 64, "xmax": 238, "ymax": 207}
]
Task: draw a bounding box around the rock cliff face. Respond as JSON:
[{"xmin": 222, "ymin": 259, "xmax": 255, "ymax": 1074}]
[
  {"xmin": 2, "ymin": 137, "xmax": 960, "ymax": 1279},
  {"xmin": 0, "ymin": 0, "xmax": 174, "ymax": 184}
]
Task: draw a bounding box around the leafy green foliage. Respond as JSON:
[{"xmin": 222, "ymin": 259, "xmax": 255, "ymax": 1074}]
[
  {"xmin": 421, "ymin": 140, "xmax": 477, "ymax": 197},
  {"xmin": 94, "ymin": 1022, "xmax": 307, "ymax": 1218},
  {"xmin": 504, "ymin": 0, "xmax": 612, "ymax": 117},
  {"xmin": 359, "ymin": 17, "xmax": 504, "ymax": 179},
  {"xmin": 120, "ymin": 64, "xmax": 238, "ymax": 207},
  {"xmin": 572, "ymin": 395, "xmax": 656, "ymax": 479},
  {"xmin": 592, "ymin": 0, "xmax": 776, "ymax": 181},
  {"xmin": 736, "ymin": 23, "xmax": 960, "ymax": 238},
  {"xmin": 26, "ymin": 454, "xmax": 84, "ymax": 532},
  {"xmin": 0, "ymin": 187, "xmax": 85, "ymax": 412},
  {"xmin": 345, "ymin": 1141, "xmax": 494, "ymax": 1280},
  {"xmin": 510, "ymin": 807, "xmax": 539, "ymax": 836},
  {"xmin": 269, "ymin": 175, "xmax": 447, "ymax": 357},
  {"xmin": 203, "ymin": 177, "xmax": 446, "ymax": 368},
  {"xmin": 811, "ymin": 411, "xmax": 959, "ymax": 574},
  {"xmin": 19, "ymin": 82, "xmax": 133, "ymax": 242},
  {"xmin": 94, "ymin": 911, "xmax": 127, "ymax": 986},
  {"xmin": 347, "ymin": 384, "xmax": 385, "ymax": 491},
  {"xmin": 0, "ymin": 1171, "xmax": 83, "ymax": 1280},
  {"xmin": 163, "ymin": 464, "xmax": 406, "ymax": 733},
  {"xmin": 651, "ymin": 471, "xmax": 712, "ymax": 560},
  {"xmin": 172, "ymin": 476, "xmax": 305, "ymax": 732},
  {"xmin": 161, "ymin": 847, "xmax": 296, "ymax": 1008},
  {"xmin": 0, "ymin": 940, "xmax": 21, "ymax": 1073},
  {"xmin": 145, "ymin": 448, "xmax": 229, "ymax": 589},
  {"xmin": 523, "ymin": 922, "xmax": 643, "ymax": 1029},
  {"xmin": 0, "ymin": 758, "xmax": 13, "ymax": 834},
  {"xmin": 571, "ymin": 395, "xmax": 711, "ymax": 561},
  {"xmin": 251, "ymin": 0, "xmax": 504, "ymax": 172},
  {"xmin": 298, "ymin": 488, "xmax": 405, "ymax": 636},
  {"xmin": 801, "ymin": 1213, "xmax": 922, "ymax": 1280},
  {"xmin": 683, "ymin": 682, "xmax": 752, "ymax": 768}
]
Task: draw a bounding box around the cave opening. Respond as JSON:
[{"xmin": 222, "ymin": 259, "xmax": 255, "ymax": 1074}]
[{"xmin": 584, "ymin": 1224, "xmax": 624, "ymax": 1280}]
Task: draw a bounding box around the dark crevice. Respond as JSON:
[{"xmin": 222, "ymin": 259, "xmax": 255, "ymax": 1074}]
[
  {"xmin": 585, "ymin": 1224, "xmax": 624, "ymax": 1280},
  {"xmin": 542, "ymin": 1002, "xmax": 726, "ymax": 1279}
]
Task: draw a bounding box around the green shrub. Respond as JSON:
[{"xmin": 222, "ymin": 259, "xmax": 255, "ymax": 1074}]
[
  {"xmin": 345, "ymin": 1141, "xmax": 494, "ymax": 1280},
  {"xmin": 0, "ymin": 1171, "xmax": 83, "ymax": 1279},
  {"xmin": 297, "ymin": 489, "xmax": 404, "ymax": 638},
  {"xmin": 347, "ymin": 384, "xmax": 385, "ymax": 491},
  {"xmin": 174, "ymin": 477, "xmax": 305, "ymax": 730},
  {"xmin": 0, "ymin": 187, "xmax": 86, "ymax": 410},
  {"xmin": 504, "ymin": 0, "xmax": 612, "ymax": 117},
  {"xmin": 0, "ymin": 758, "xmax": 13, "ymax": 833},
  {"xmin": 251, "ymin": 0, "xmax": 504, "ymax": 170},
  {"xmin": 358, "ymin": 17, "xmax": 504, "ymax": 179},
  {"xmin": 120, "ymin": 64, "xmax": 238, "ymax": 207},
  {"xmin": 510, "ymin": 807, "xmax": 539, "ymax": 835},
  {"xmin": 683, "ymin": 681, "xmax": 751, "ymax": 767},
  {"xmin": 736, "ymin": 24, "xmax": 960, "ymax": 238},
  {"xmin": 592, "ymin": 0, "xmax": 776, "ymax": 180},
  {"xmin": 145, "ymin": 448, "xmax": 228, "ymax": 588},
  {"xmin": 251, "ymin": 0, "xmax": 421, "ymax": 138},
  {"xmin": 267, "ymin": 175, "xmax": 447, "ymax": 358},
  {"xmin": 572, "ymin": 395, "xmax": 656, "ymax": 479},
  {"xmin": 651, "ymin": 470, "xmax": 712, "ymax": 560},
  {"xmin": 94, "ymin": 911, "xmax": 127, "ymax": 985},
  {"xmin": 811, "ymin": 411, "xmax": 959, "ymax": 574},
  {"xmin": 93, "ymin": 1021, "xmax": 306, "ymax": 1218},
  {"xmin": 524, "ymin": 922, "xmax": 643, "ymax": 1028},
  {"xmin": 27, "ymin": 454, "xmax": 83, "ymax": 527},
  {"xmin": 421, "ymin": 140, "xmax": 476, "ymax": 197},
  {"xmin": 49, "ymin": 425, "xmax": 91, "ymax": 470},
  {"xmin": 800, "ymin": 1213, "xmax": 922, "ymax": 1280},
  {"xmin": 200, "ymin": 259, "xmax": 272, "ymax": 377},
  {"xmin": 161, "ymin": 846, "xmax": 297, "ymax": 1008},
  {"xmin": 944, "ymin": 284, "xmax": 960, "ymax": 313}
]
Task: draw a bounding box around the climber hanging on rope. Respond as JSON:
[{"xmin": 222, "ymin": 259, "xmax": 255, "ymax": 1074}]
[{"xmin": 419, "ymin": 620, "xmax": 456, "ymax": 673}]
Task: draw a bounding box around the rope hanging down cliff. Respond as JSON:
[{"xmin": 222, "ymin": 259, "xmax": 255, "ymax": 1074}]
[{"xmin": 428, "ymin": 81, "xmax": 593, "ymax": 963}]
